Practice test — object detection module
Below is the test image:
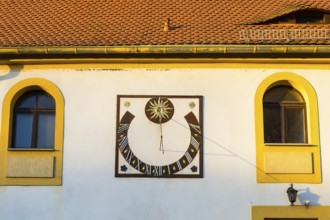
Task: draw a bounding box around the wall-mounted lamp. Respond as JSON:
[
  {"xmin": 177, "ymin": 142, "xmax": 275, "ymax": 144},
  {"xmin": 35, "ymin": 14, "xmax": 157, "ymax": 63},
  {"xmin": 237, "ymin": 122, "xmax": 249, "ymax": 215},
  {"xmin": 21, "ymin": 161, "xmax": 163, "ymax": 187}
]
[{"xmin": 286, "ymin": 184, "xmax": 298, "ymax": 206}]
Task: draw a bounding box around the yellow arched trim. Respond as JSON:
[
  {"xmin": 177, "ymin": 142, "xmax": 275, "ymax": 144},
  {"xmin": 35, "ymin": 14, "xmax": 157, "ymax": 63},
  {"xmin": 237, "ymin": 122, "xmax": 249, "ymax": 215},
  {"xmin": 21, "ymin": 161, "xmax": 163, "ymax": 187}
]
[
  {"xmin": 255, "ymin": 72, "xmax": 321, "ymax": 183},
  {"xmin": 0, "ymin": 78, "xmax": 64, "ymax": 185}
]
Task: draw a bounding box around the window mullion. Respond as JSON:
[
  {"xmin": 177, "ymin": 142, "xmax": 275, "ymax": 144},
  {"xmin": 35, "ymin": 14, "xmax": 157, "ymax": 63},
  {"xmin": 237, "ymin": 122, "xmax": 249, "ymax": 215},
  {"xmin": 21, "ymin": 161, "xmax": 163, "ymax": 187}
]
[
  {"xmin": 281, "ymin": 106, "xmax": 286, "ymax": 143},
  {"xmin": 303, "ymin": 106, "xmax": 308, "ymax": 143},
  {"xmin": 31, "ymin": 110, "xmax": 38, "ymax": 148}
]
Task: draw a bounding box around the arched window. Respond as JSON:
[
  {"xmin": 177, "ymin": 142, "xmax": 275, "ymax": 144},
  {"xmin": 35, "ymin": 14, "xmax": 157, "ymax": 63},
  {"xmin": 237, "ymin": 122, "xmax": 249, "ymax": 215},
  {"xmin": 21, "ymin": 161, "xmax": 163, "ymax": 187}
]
[
  {"xmin": 255, "ymin": 73, "xmax": 321, "ymax": 183},
  {"xmin": 263, "ymin": 86, "xmax": 306, "ymax": 143},
  {"xmin": 0, "ymin": 78, "xmax": 64, "ymax": 186},
  {"xmin": 12, "ymin": 90, "xmax": 55, "ymax": 149}
]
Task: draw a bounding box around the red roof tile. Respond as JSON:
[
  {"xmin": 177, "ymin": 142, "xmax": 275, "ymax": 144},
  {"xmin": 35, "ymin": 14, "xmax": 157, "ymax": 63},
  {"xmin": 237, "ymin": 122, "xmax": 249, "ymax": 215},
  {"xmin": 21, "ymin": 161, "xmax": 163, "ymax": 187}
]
[{"xmin": 1, "ymin": 0, "xmax": 330, "ymax": 47}]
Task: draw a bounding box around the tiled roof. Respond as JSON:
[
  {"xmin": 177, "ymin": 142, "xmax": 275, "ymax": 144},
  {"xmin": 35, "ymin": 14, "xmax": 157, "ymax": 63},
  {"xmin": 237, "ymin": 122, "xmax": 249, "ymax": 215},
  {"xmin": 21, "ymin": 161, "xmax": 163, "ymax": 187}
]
[{"xmin": 1, "ymin": 0, "xmax": 330, "ymax": 47}]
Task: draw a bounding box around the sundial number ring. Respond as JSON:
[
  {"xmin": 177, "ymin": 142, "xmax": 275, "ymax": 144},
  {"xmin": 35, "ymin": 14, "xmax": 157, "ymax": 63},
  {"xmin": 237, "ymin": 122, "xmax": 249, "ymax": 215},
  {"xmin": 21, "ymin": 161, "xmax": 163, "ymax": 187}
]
[{"xmin": 117, "ymin": 111, "xmax": 201, "ymax": 176}]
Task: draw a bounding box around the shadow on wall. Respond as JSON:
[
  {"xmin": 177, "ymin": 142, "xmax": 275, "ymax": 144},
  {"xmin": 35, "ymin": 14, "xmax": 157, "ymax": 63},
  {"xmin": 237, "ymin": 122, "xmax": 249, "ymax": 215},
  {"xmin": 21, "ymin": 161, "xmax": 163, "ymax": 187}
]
[
  {"xmin": 297, "ymin": 187, "xmax": 320, "ymax": 206},
  {"xmin": 0, "ymin": 65, "xmax": 23, "ymax": 81}
]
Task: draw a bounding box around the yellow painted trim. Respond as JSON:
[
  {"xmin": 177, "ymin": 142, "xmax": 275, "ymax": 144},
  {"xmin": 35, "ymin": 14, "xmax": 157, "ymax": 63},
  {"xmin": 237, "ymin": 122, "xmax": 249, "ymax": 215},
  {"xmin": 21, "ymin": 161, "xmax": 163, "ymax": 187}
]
[
  {"xmin": 3, "ymin": 58, "xmax": 330, "ymax": 67},
  {"xmin": 2, "ymin": 60, "xmax": 330, "ymax": 73},
  {"xmin": 0, "ymin": 78, "xmax": 64, "ymax": 185},
  {"xmin": 1, "ymin": 45, "xmax": 330, "ymax": 55},
  {"xmin": 264, "ymin": 152, "xmax": 313, "ymax": 174},
  {"xmin": 255, "ymin": 72, "xmax": 321, "ymax": 183},
  {"xmin": 252, "ymin": 206, "xmax": 330, "ymax": 220}
]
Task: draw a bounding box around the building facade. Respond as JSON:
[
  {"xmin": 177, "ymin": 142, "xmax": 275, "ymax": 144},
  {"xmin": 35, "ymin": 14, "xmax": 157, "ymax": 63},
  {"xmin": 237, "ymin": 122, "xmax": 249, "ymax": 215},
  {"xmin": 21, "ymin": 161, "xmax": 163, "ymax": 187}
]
[{"xmin": 1, "ymin": 0, "xmax": 330, "ymax": 219}]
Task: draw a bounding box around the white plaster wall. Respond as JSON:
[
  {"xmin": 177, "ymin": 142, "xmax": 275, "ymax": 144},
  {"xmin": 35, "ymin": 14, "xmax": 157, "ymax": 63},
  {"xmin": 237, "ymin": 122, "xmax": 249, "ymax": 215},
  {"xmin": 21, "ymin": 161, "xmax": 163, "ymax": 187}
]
[{"xmin": 0, "ymin": 66, "xmax": 329, "ymax": 220}]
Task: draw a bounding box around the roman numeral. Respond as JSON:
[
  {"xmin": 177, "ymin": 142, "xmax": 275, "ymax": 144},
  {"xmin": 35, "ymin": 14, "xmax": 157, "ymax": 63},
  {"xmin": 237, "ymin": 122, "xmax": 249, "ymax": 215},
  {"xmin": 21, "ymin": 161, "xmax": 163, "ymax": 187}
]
[
  {"xmin": 125, "ymin": 149, "xmax": 134, "ymax": 164},
  {"xmin": 167, "ymin": 165, "xmax": 171, "ymax": 175},
  {"xmin": 176, "ymin": 161, "xmax": 183, "ymax": 171},
  {"xmin": 118, "ymin": 123, "xmax": 129, "ymax": 133},
  {"xmin": 134, "ymin": 159, "xmax": 142, "ymax": 171},
  {"xmin": 185, "ymin": 151, "xmax": 193, "ymax": 163},
  {"xmin": 189, "ymin": 123, "xmax": 201, "ymax": 135},
  {"xmin": 118, "ymin": 136, "xmax": 128, "ymax": 152},
  {"xmin": 153, "ymin": 166, "xmax": 162, "ymax": 176},
  {"xmin": 190, "ymin": 136, "xmax": 200, "ymax": 151},
  {"xmin": 145, "ymin": 164, "xmax": 152, "ymax": 175}
]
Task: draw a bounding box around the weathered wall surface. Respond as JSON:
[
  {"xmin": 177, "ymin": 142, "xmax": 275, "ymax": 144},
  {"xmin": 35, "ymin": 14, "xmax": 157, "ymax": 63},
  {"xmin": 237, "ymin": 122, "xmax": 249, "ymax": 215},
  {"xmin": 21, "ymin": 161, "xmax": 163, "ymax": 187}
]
[{"xmin": 0, "ymin": 63, "xmax": 329, "ymax": 220}]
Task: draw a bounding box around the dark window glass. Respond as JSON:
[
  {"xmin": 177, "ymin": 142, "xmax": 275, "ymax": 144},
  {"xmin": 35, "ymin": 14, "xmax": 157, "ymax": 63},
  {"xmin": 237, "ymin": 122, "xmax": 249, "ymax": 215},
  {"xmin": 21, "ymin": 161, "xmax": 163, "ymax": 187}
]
[
  {"xmin": 285, "ymin": 107, "xmax": 305, "ymax": 143},
  {"xmin": 296, "ymin": 11, "xmax": 324, "ymax": 24},
  {"xmin": 263, "ymin": 86, "xmax": 306, "ymax": 143},
  {"xmin": 264, "ymin": 107, "xmax": 281, "ymax": 143},
  {"xmin": 13, "ymin": 112, "xmax": 33, "ymax": 148},
  {"xmin": 262, "ymin": 10, "xmax": 330, "ymax": 24},
  {"xmin": 36, "ymin": 112, "xmax": 55, "ymax": 148},
  {"xmin": 15, "ymin": 94, "xmax": 36, "ymax": 108},
  {"xmin": 12, "ymin": 90, "xmax": 55, "ymax": 148},
  {"xmin": 37, "ymin": 93, "xmax": 55, "ymax": 108},
  {"xmin": 264, "ymin": 86, "xmax": 303, "ymax": 102}
]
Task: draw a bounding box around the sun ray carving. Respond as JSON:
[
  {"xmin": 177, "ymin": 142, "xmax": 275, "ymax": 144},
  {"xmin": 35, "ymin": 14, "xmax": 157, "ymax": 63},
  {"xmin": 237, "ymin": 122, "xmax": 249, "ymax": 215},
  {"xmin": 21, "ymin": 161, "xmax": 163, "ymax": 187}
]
[{"xmin": 145, "ymin": 97, "xmax": 174, "ymax": 124}]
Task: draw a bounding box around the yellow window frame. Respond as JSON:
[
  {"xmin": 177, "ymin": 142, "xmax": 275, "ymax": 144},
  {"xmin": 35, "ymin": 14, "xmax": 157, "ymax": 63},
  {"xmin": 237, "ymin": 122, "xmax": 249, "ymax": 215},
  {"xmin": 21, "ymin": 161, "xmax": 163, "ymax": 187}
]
[
  {"xmin": 255, "ymin": 72, "xmax": 321, "ymax": 183},
  {"xmin": 0, "ymin": 78, "xmax": 64, "ymax": 185}
]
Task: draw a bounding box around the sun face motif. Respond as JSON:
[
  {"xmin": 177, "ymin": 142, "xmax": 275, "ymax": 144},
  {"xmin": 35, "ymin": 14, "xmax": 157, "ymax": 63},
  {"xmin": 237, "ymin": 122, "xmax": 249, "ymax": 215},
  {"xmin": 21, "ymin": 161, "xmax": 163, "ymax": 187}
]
[{"xmin": 145, "ymin": 97, "xmax": 174, "ymax": 124}]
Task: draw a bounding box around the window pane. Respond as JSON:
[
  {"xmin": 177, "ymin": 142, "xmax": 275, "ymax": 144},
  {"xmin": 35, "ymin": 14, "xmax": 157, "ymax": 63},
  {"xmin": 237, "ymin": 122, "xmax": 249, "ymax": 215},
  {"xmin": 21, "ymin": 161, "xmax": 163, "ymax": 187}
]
[
  {"xmin": 264, "ymin": 107, "xmax": 282, "ymax": 143},
  {"xmin": 12, "ymin": 90, "xmax": 56, "ymax": 149},
  {"xmin": 264, "ymin": 86, "xmax": 304, "ymax": 102},
  {"xmin": 37, "ymin": 93, "xmax": 55, "ymax": 108},
  {"xmin": 296, "ymin": 11, "xmax": 323, "ymax": 24},
  {"xmin": 15, "ymin": 93, "xmax": 36, "ymax": 108},
  {"xmin": 12, "ymin": 112, "xmax": 33, "ymax": 148},
  {"xmin": 36, "ymin": 112, "xmax": 55, "ymax": 148},
  {"xmin": 285, "ymin": 107, "xmax": 305, "ymax": 143}
]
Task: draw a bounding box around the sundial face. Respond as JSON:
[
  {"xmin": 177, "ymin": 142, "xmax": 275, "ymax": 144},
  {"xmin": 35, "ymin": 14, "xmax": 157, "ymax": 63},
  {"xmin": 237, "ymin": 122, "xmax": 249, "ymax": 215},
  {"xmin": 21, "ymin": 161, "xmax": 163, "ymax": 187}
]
[{"xmin": 115, "ymin": 95, "xmax": 203, "ymax": 178}]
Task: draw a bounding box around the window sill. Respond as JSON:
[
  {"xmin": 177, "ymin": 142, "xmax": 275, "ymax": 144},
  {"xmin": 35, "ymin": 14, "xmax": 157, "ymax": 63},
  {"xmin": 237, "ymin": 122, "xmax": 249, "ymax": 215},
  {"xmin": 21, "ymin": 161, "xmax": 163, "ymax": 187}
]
[
  {"xmin": 264, "ymin": 143, "xmax": 317, "ymax": 147},
  {"xmin": 8, "ymin": 148, "xmax": 55, "ymax": 151}
]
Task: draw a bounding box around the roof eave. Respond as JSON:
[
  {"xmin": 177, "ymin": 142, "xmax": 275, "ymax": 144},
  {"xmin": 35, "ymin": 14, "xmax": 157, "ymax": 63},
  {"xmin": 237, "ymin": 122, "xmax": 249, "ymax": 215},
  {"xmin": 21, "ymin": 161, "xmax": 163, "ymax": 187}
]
[{"xmin": 0, "ymin": 45, "xmax": 330, "ymax": 55}]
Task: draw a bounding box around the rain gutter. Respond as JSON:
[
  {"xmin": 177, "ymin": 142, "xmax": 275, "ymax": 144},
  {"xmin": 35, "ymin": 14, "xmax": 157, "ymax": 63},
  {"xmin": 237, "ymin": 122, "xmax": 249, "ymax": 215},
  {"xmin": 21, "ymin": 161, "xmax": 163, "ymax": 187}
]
[{"xmin": 0, "ymin": 45, "xmax": 329, "ymax": 55}]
